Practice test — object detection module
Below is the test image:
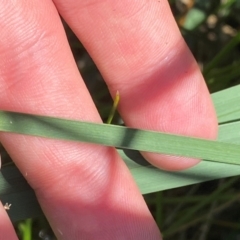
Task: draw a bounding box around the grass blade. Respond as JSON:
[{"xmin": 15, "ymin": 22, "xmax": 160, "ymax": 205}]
[{"xmin": 0, "ymin": 110, "xmax": 240, "ymax": 165}]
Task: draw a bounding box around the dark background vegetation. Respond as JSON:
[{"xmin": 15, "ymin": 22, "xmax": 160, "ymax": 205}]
[{"xmin": 5, "ymin": 0, "xmax": 240, "ymax": 239}]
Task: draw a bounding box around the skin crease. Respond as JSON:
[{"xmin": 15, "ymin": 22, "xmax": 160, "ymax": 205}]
[{"xmin": 0, "ymin": 0, "xmax": 218, "ymax": 239}]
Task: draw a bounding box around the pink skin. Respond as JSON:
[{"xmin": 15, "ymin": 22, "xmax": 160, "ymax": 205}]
[
  {"xmin": 0, "ymin": 0, "xmax": 217, "ymax": 239},
  {"xmin": 0, "ymin": 202, "xmax": 17, "ymax": 240}
]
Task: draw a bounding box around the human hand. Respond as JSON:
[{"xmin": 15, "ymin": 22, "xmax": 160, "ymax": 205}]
[{"xmin": 0, "ymin": 0, "xmax": 218, "ymax": 239}]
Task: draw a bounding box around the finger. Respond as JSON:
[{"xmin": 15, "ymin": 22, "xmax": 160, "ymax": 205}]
[
  {"xmin": 0, "ymin": 203, "xmax": 18, "ymax": 240},
  {"xmin": 0, "ymin": 1, "xmax": 161, "ymax": 239},
  {"xmin": 53, "ymin": 0, "xmax": 218, "ymax": 170}
]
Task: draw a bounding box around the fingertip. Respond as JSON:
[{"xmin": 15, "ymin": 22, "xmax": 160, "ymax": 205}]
[
  {"xmin": 141, "ymin": 115, "xmax": 218, "ymax": 171},
  {"xmin": 141, "ymin": 152, "xmax": 201, "ymax": 171}
]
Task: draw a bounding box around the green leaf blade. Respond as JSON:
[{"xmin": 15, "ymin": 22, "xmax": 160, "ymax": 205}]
[{"xmin": 0, "ymin": 110, "xmax": 240, "ymax": 165}]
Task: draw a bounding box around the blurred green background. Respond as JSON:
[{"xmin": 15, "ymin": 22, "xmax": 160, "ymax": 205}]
[{"xmin": 7, "ymin": 0, "xmax": 240, "ymax": 239}]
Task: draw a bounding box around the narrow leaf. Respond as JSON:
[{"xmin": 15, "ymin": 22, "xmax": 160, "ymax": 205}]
[{"xmin": 0, "ymin": 110, "xmax": 240, "ymax": 165}]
